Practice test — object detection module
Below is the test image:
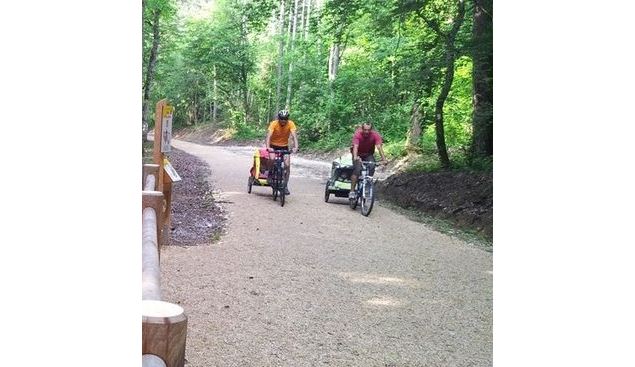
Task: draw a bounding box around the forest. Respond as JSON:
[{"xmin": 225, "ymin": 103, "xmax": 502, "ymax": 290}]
[{"xmin": 143, "ymin": 0, "xmax": 492, "ymax": 170}]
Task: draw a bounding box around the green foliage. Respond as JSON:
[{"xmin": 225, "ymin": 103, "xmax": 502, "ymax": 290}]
[
  {"xmin": 383, "ymin": 140, "xmax": 408, "ymax": 158},
  {"xmin": 407, "ymin": 147, "xmax": 492, "ymax": 173},
  {"xmin": 142, "ymin": 141, "xmax": 154, "ymax": 164},
  {"xmin": 406, "ymin": 154, "xmax": 443, "ymax": 172},
  {"xmin": 441, "ymin": 55, "xmax": 473, "ymax": 149},
  {"xmin": 145, "ymin": 0, "xmax": 490, "ymax": 171}
]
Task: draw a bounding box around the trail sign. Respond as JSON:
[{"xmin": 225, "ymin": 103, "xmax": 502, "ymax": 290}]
[
  {"xmin": 161, "ymin": 105, "xmax": 174, "ymax": 153},
  {"xmin": 164, "ymin": 158, "xmax": 181, "ymax": 182}
]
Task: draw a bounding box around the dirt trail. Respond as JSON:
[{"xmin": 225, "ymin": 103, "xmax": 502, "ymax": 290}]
[{"xmin": 160, "ymin": 139, "xmax": 492, "ymax": 367}]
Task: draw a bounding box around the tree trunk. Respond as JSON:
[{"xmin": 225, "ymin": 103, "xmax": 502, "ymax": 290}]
[
  {"xmin": 406, "ymin": 76, "xmax": 434, "ymax": 151},
  {"xmin": 328, "ymin": 44, "xmax": 340, "ymax": 82},
  {"xmin": 432, "ymin": 0, "xmax": 465, "ymax": 169},
  {"xmin": 434, "ymin": 97, "xmax": 450, "ymax": 168},
  {"xmin": 471, "ymin": 0, "xmax": 493, "ymax": 158},
  {"xmin": 328, "ymin": 23, "xmax": 344, "ymax": 84},
  {"xmin": 266, "ymin": 89, "xmax": 272, "ymax": 124},
  {"xmin": 299, "ymin": 0, "xmax": 305, "ymax": 40},
  {"xmin": 142, "ymin": 8, "xmax": 161, "ymax": 143},
  {"xmin": 236, "ymin": 3, "xmax": 250, "ymax": 124},
  {"xmin": 303, "ymin": 0, "xmax": 312, "ymax": 39},
  {"xmin": 193, "ymin": 91, "xmax": 198, "ymax": 125},
  {"xmin": 287, "ymin": 2, "xmax": 293, "ymax": 36},
  {"xmin": 213, "ymin": 65, "xmax": 218, "ymax": 125},
  {"xmin": 406, "ymin": 95, "xmax": 423, "ymax": 151},
  {"xmin": 275, "ymin": 0, "xmax": 286, "ymax": 112},
  {"xmin": 241, "ymin": 65, "xmax": 249, "ymax": 123},
  {"xmin": 285, "ymin": 0, "xmax": 300, "ymax": 109}
]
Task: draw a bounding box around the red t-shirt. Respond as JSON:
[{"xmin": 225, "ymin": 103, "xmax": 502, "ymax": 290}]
[{"xmin": 352, "ymin": 129, "xmax": 383, "ymax": 157}]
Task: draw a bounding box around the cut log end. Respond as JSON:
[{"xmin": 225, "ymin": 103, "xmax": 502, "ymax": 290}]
[
  {"xmin": 142, "ymin": 354, "xmax": 167, "ymax": 367},
  {"xmin": 142, "ymin": 300, "xmax": 186, "ymax": 323}
]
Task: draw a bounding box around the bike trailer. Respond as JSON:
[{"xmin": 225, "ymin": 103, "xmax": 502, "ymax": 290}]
[
  {"xmin": 325, "ymin": 155, "xmax": 353, "ymax": 197},
  {"xmin": 249, "ymin": 147, "xmax": 271, "ymax": 186}
]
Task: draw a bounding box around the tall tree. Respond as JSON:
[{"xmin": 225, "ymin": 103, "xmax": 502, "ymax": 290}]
[
  {"xmin": 285, "ymin": 0, "xmax": 300, "ymax": 108},
  {"xmin": 213, "ymin": 64, "xmax": 218, "ymax": 124},
  {"xmin": 303, "ymin": 0, "xmax": 312, "ymax": 39},
  {"xmin": 142, "ymin": 0, "xmax": 176, "ymax": 140},
  {"xmin": 142, "ymin": 0, "xmax": 161, "ymax": 142},
  {"xmin": 300, "ymin": 0, "xmax": 306, "ymax": 40},
  {"xmin": 322, "ymin": 0, "xmax": 364, "ymax": 83},
  {"xmin": 239, "ymin": 0, "xmax": 251, "ymax": 123},
  {"xmin": 149, "ymin": 0, "xmax": 486, "ymax": 161},
  {"xmin": 275, "ymin": 0, "xmax": 286, "ymax": 111},
  {"xmin": 470, "ymin": 0, "xmax": 493, "ymax": 158},
  {"xmin": 421, "ymin": 0, "xmax": 466, "ymax": 168},
  {"xmin": 406, "ymin": 74, "xmax": 435, "ymax": 151}
]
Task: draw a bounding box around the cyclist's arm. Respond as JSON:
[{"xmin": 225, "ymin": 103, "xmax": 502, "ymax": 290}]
[
  {"xmin": 291, "ymin": 131, "xmax": 299, "ymax": 152},
  {"xmin": 377, "ymin": 144, "xmax": 387, "ymax": 162},
  {"xmin": 265, "ymin": 130, "xmax": 273, "ymax": 149},
  {"xmin": 352, "ymin": 144, "xmax": 360, "ymax": 161}
]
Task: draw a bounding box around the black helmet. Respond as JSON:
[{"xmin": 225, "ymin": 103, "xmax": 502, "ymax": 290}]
[{"xmin": 278, "ymin": 109, "xmax": 289, "ymax": 120}]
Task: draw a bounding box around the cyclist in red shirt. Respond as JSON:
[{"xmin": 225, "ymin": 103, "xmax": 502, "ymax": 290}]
[{"xmin": 350, "ymin": 122, "xmax": 387, "ymax": 199}]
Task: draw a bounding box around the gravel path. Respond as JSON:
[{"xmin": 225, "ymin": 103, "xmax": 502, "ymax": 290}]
[{"xmin": 160, "ymin": 139, "xmax": 493, "ymax": 367}]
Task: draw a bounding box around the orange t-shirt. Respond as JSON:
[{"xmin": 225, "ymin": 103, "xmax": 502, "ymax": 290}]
[{"xmin": 268, "ymin": 120, "xmax": 297, "ymax": 147}]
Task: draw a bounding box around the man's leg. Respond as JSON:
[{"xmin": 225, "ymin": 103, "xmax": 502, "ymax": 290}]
[
  {"xmin": 350, "ymin": 159, "xmax": 361, "ymax": 199},
  {"xmin": 367, "ymin": 155, "xmax": 376, "ymax": 176},
  {"xmin": 267, "ymin": 153, "xmax": 275, "ymax": 180},
  {"xmin": 284, "ymin": 154, "xmax": 291, "ymax": 194},
  {"xmin": 350, "ymin": 175, "xmax": 358, "ymax": 198}
]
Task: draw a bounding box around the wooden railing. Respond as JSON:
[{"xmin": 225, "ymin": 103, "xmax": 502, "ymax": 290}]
[
  {"xmin": 142, "ymin": 168, "xmax": 162, "ymax": 301},
  {"xmin": 141, "ymin": 99, "xmax": 187, "ymax": 367}
]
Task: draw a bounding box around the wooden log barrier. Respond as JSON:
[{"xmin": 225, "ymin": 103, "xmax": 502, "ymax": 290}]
[
  {"xmin": 145, "ymin": 175, "xmax": 156, "ymax": 192},
  {"xmin": 142, "ymin": 300, "xmax": 187, "ymax": 367},
  {"xmin": 143, "ymin": 191, "xmax": 165, "ymax": 254},
  {"xmin": 142, "ymin": 207, "xmax": 161, "ymax": 301},
  {"xmin": 142, "ymin": 354, "xmax": 167, "ymax": 367},
  {"xmin": 143, "ymin": 174, "xmax": 157, "ymax": 191}
]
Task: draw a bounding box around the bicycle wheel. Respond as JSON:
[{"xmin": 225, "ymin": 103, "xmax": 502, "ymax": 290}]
[
  {"xmin": 361, "ymin": 179, "xmax": 374, "ymax": 216},
  {"xmin": 248, "ymin": 177, "xmax": 253, "ymax": 194},
  {"xmin": 279, "ymin": 167, "xmax": 287, "ymax": 207},
  {"xmin": 272, "ymin": 166, "xmax": 279, "ymax": 201},
  {"xmin": 272, "ymin": 175, "xmax": 278, "ymax": 200},
  {"xmin": 280, "ymin": 184, "xmax": 286, "ymax": 207}
]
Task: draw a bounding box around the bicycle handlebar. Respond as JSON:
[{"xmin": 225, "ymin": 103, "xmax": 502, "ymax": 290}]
[
  {"xmin": 360, "ymin": 160, "xmax": 384, "ymax": 166},
  {"xmin": 267, "ymin": 148, "xmax": 293, "ymax": 155}
]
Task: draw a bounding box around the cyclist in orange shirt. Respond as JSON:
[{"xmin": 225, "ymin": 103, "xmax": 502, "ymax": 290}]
[{"xmin": 265, "ymin": 110, "xmax": 299, "ymax": 195}]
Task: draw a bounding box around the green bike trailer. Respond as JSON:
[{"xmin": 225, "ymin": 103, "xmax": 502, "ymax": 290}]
[{"xmin": 324, "ymin": 155, "xmax": 353, "ymax": 201}]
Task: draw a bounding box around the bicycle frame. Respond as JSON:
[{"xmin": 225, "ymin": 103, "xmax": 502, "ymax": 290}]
[
  {"xmin": 351, "ymin": 160, "xmax": 377, "ymax": 216},
  {"xmin": 357, "ymin": 161, "xmax": 375, "ymax": 196},
  {"xmin": 268, "ymin": 149, "xmax": 291, "ymax": 206},
  {"xmin": 271, "ymin": 155, "xmax": 284, "ymax": 189}
]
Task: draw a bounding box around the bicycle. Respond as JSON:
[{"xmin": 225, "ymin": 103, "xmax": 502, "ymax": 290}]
[
  {"xmin": 349, "ymin": 160, "xmax": 381, "ymax": 216},
  {"xmin": 268, "ymin": 149, "xmax": 292, "ymax": 207}
]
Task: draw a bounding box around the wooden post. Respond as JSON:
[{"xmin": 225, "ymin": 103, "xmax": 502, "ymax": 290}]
[
  {"xmin": 163, "ymin": 175, "xmax": 173, "ymax": 237},
  {"xmin": 152, "ymin": 100, "xmax": 175, "ymax": 243},
  {"xmin": 142, "ymin": 300, "xmax": 188, "ymax": 367},
  {"xmin": 153, "ymin": 99, "xmax": 167, "ymax": 192}
]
